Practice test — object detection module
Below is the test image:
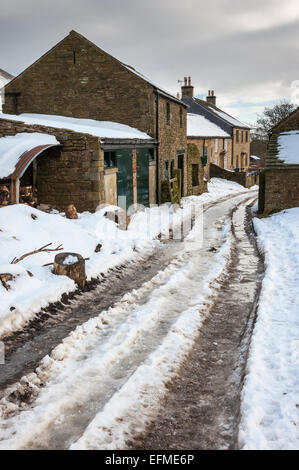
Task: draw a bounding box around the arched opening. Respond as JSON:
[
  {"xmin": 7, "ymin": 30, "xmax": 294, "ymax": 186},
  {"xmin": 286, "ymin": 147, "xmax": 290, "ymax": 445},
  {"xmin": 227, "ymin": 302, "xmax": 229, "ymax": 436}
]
[{"xmin": 0, "ymin": 141, "xmax": 61, "ymax": 207}]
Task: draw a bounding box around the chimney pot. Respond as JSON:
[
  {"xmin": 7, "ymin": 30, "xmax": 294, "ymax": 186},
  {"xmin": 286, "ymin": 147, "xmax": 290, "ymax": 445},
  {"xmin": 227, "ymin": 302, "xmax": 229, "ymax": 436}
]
[
  {"xmin": 206, "ymin": 90, "xmax": 216, "ymax": 105},
  {"xmin": 181, "ymin": 75, "xmax": 194, "ymax": 99}
]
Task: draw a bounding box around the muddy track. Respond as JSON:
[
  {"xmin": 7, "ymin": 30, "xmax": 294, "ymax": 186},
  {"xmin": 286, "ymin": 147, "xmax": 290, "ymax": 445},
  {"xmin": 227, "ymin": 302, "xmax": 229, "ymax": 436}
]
[
  {"xmin": 131, "ymin": 199, "xmax": 264, "ymax": 450},
  {"xmin": 0, "ymin": 191, "xmax": 252, "ymax": 392}
]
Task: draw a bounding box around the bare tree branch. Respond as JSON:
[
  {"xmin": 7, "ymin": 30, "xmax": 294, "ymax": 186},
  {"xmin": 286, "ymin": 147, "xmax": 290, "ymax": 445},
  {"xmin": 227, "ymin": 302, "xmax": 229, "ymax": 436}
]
[{"xmin": 11, "ymin": 243, "xmax": 63, "ymax": 265}]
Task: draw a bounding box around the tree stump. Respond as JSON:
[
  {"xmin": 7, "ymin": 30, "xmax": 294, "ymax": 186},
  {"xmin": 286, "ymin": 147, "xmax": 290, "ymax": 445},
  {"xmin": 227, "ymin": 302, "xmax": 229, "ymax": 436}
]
[{"xmin": 53, "ymin": 252, "xmax": 86, "ymax": 288}]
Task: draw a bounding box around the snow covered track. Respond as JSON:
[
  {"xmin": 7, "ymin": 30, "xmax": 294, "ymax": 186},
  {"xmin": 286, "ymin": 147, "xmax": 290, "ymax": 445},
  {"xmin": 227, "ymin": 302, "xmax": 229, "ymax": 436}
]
[{"xmin": 0, "ymin": 192, "xmax": 258, "ymax": 450}]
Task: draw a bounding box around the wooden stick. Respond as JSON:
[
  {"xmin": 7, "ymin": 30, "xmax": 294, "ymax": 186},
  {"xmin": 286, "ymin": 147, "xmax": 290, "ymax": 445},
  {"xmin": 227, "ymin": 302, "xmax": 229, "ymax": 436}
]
[{"xmin": 11, "ymin": 243, "xmax": 63, "ymax": 265}]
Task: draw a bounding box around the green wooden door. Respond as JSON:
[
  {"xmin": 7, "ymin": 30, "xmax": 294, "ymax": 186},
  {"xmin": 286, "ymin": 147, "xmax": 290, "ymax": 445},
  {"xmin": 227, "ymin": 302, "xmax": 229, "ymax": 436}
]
[
  {"xmin": 116, "ymin": 150, "xmax": 133, "ymax": 210},
  {"xmin": 136, "ymin": 148, "xmax": 150, "ymax": 207}
]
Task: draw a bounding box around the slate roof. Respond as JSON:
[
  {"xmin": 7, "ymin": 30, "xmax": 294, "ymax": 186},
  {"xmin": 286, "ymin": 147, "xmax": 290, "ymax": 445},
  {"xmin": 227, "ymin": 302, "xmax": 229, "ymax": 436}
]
[{"xmin": 182, "ymin": 96, "xmax": 250, "ymax": 135}]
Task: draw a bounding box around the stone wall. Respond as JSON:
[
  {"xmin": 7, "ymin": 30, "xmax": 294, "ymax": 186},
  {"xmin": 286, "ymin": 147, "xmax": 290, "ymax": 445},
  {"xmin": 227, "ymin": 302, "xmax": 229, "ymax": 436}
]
[
  {"xmin": 186, "ymin": 143, "xmax": 206, "ymax": 196},
  {"xmin": 3, "ymin": 31, "xmax": 156, "ymax": 137},
  {"xmin": 210, "ymin": 163, "xmax": 258, "ymax": 188},
  {"xmin": 188, "ymin": 137, "xmax": 233, "ymax": 181},
  {"xmin": 264, "ymin": 169, "xmax": 299, "ymax": 213},
  {"xmin": 157, "ymin": 96, "xmax": 187, "ymax": 198},
  {"xmin": 0, "ymin": 118, "xmax": 104, "ymax": 212},
  {"xmin": 3, "ymin": 30, "xmax": 187, "ymax": 202}
]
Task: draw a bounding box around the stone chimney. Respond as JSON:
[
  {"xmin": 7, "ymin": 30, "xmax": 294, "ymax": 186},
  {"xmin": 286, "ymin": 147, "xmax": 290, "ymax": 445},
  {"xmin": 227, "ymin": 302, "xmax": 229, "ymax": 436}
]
[
  {"xmin": 181, "ymin": 76, "xmax": 194, "ymax": 99},
  {"xmin": 206, "ymin": 90, "xmax": 216, "ymax": 106}
]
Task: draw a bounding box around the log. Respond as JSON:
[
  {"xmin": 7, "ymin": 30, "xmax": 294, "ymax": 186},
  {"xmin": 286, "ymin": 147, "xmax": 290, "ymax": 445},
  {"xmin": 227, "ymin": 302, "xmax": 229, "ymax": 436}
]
[
  {"xmin": 53, "ymin": 252, "xmax": 86, "ymax": 288},
  {"xmin": 65, "ymin": 204, "xmax": 78, "ymax": 219}
]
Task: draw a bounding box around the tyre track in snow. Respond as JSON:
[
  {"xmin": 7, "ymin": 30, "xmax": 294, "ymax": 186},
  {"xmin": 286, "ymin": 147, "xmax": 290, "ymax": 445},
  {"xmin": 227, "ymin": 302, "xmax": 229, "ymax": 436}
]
[
  {"xmin": 0, "ymin": 192, "xmax": 257, "ymax": 450},
  {"xmin": 132, "ymin": 198, "xmax": 263, "ymax": 450},
  {"xmin": 0, "ymin": 191, "xmax": 249, "ymax": 391}
]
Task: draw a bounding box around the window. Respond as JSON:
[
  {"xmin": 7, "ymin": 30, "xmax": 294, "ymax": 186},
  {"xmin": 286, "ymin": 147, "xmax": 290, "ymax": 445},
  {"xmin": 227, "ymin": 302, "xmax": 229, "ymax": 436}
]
[
  {"xmin": 180, "ymin": 108, "xmax": 183, "ymax": 128},
  {"xmin": 224, "ymin": 139, "xmax": 228, "ymax": 151},
  {"xmin": 164, "ymin": 160, "xmax": 169, "ymax": 179},
  {"xmin": 192, "ymin": 164, "xmax": 199, "ymax": 187},
  {"xmin": 241, "ymin": 131, "xmax": 244, "ymax": 143},
  {"xmin": 245, "ymin": 131, "xmax": 249, "ymax": 143},
  {"xmin": 73, "ymin": 51, "xmax": 76, "ymax": 64},
  {"xmin": 236, "ymin": 130, "xmax": 239, "ymax": 143},
  {"xmin": 104, "ymin": 151, "xmax": 116, "ymax": 168},
  {"xmin": 215, "ymin": 139, "xmax": 218, "ymax": 152},
  {"xmin": 166, "ymin": 102, "xmax": 170, "ymax": 125}
]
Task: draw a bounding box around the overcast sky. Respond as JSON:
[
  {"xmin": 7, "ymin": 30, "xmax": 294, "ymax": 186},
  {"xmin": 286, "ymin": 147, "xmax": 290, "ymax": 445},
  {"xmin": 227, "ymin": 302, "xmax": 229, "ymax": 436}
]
[{"xmin": 1, "ymin": 0, "xmax": 299, "ymax": 124}]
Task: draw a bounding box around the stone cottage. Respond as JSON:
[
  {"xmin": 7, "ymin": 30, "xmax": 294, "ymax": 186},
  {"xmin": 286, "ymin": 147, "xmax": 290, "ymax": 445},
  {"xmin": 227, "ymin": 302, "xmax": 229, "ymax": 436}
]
[
  {"xmin": 3, "ymin": 30, "xmax": 187, "ymax": 204},
  {"xmin": 180, "ymin": 78, "xmax": 250, "ymax": 176},
  {"xmin": 259, "ymin": 107, "xmax": 299, "ymax": 213},
  {"xmin": 0, "ymin": 113, "xmax": 155, "ymax": 212}
]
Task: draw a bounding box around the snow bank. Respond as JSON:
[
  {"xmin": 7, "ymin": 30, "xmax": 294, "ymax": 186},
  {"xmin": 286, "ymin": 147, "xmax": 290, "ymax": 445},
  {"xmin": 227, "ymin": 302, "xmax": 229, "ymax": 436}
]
[
  {"xmin": 239, "ymin": 208, "xmax": 299, "ymax": 450},
  {"xmin": 0, "ymin": 113, "xmax": 152, "ymax": 140},
  {"xmin": 0, "ymin": 133, "xmax": 59, "ymax": 178},
  {"xmin": 0, "ymin": 178, "xmax": 255, "ymax": 338}
]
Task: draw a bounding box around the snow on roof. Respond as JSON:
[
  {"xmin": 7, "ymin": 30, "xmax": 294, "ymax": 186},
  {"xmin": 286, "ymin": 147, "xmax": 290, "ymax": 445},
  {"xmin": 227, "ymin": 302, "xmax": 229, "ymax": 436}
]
[
  {"xmin": 0, "ymin": 132, "xmax": 59, "ymax": 179},
  {"xmin": 277, "ymin": 131, "xmax": 299, "ymax": 165},
  {"xmin": 209, "ymin": 107, "xmax": 250, "ymax": 129},
  {"xmin": 187, "ymin": 113, "xmax": 230, "ymax": 138},
  {"xmin": 0, "ymin": 113, "xmax": 153, "ymax": 140},
  {"xmin": 250, "ymin": 155, "xmax": 261, "ymax": 160}
]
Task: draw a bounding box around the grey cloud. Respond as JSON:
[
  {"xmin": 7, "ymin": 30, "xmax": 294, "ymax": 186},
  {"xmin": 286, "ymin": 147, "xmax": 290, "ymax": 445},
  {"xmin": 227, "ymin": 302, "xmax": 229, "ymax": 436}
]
[{"xmin": 1, "ymin": 0, "xmax": 299, "ymax": 123}]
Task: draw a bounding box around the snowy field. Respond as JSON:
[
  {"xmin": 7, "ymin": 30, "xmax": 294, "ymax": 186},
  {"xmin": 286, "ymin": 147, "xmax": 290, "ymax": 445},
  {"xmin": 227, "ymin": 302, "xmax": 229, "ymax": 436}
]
[
  {"xmin": 239, "ymin": 207, "xmax": 299, "ymax": 450},
  {"xmin": 0, "ymin": 178, "xmax": 251, "ymax": 338}
]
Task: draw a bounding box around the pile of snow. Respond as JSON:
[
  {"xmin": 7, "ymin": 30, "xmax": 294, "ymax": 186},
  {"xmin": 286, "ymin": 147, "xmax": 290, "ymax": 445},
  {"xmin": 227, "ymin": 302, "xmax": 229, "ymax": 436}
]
[
  {"xmin": 0, "ymin": 133, "xmax": 59, "ymax": 179},
  {"xmin": 0, "ymin": 113, "xmax": 152, "ymax": 140},
  {"xmin": 239, "ymin": 208, "xmax": 299, "ymax": 450},
  {"xmin": 187, "ymin": 113, "xmax": 230, "ymax": 138},
  {"xmin": 62, "ymin": 255, "xmax": 79, "ymax": 265},
  {"xmin": 277, "ymin": 131, "xmax": 299, "ymax": 165},
  {"xmin": 0, "ymin": 178, "xmax": 255, "ymax": 337}
]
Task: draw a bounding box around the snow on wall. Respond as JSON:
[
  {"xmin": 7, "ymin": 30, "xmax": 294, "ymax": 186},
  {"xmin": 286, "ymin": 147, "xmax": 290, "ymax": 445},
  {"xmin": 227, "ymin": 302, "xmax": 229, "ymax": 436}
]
[
  {"xmin": 0, "ymin": 133, "xmax": 59, "ymax": 179},
  {"xmin": 277, "ymin": 131, "xmax": 299, "ymax": 165},
  {"xmin": 0, "ymin": 113, "xmax": 153, "ymax": 140}
]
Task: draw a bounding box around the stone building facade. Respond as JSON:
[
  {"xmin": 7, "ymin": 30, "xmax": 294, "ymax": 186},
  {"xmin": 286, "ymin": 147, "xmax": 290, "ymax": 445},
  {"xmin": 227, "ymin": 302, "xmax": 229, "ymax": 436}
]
[
  {"xmin": 0, "ymin": 115, "xmax": 155, "ymax": 212},
  {"xmin": 181, "ymin": 79, "xmax": 250, "ymax": 177},
  {"xmin": 3, "ymin": 30, "xmax": 187, "ymax": 203},
  {"xmin": 260, "ymin": 107, "xmax": 299, "ymax": 213}
]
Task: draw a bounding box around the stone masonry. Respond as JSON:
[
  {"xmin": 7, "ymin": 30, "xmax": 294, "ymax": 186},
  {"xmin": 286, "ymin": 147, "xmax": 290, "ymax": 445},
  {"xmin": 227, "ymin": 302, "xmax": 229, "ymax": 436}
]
[
  {"xmin": 0, "ymin": 118, "xmax": 104, "ymax": 212},
  {"xmin": 3, "ymin": 30, "xmax": 187, "ymax": 203}
]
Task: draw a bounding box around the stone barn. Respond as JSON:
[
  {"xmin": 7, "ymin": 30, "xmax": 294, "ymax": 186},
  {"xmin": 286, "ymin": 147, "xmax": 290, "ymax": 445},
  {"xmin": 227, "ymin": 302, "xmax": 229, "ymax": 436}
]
[
  {"xmin": 0, "ymin": 114, "xmax": 155, "ymax": 212},
  {"xmin": 3, "ymin": 30, "xmax": 187, "ymax": 203},
  {"xmin": 260, "ymin": 107, "xmax": 299, "ymax": 213}
]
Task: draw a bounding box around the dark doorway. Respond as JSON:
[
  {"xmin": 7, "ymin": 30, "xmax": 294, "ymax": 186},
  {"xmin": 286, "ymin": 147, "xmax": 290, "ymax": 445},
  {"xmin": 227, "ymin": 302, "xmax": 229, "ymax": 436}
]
[{"xmin": 178, "ymin": 154, "xmax": 184, "ymax": 197}]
